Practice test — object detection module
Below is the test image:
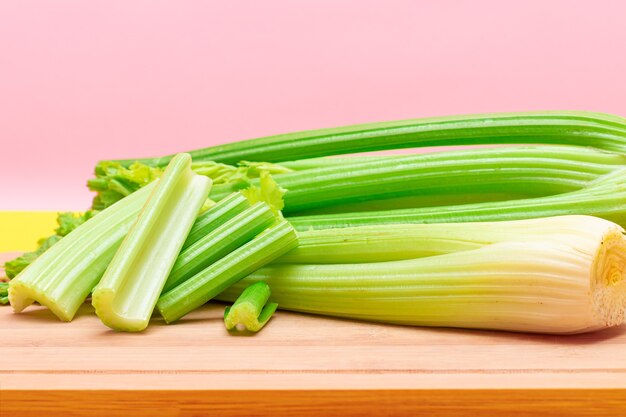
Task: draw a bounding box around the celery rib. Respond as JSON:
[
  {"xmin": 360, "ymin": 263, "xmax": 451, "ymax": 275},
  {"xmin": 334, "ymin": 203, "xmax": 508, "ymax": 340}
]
[
  {"xmin": 209, "ymin": 145, "xmax": 626, "ymax": 214},
  {"xmin": 182, "ymin": 193, "xmax": 250, "ymax": 250},
  {"xmin": 163, "ymin": 202, "xmax": 276, "ymax": 293},
  {"xmin": 8, "ymin": 183, "xmax": 156, "ymax": 321},
  {"xmin": 103, "ymin": 111, "xmax": 626, "ymax": 167},
  {"xmin": 92, "ymin": 154, "xmax": 211, "ymax": 332},
  {"xmin": 157, "ymin": 220, "xmax": 298, "ymax": 323},
  {"xmin": 288, "ymin": 167, "xmax": 626, "ymax": 230}
]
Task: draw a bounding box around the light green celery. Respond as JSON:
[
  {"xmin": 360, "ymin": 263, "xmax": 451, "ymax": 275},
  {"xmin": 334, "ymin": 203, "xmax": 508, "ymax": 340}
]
[
  {"xmin": 8, "ymin": 182, "xmax": 156, "ymax": 321},
  {"xmin": 163, "ymin": 202, "xmax": 276, "ymax": 293},
  {"xmin": 219, "ymin": 216, "xmax": 626, "ymax": 334},
  {"xmin": 280, "ymin": 155, "xmax": 398, "ymax": 170},
  {"xmin": 224, "ymin": 282, "xmax": 278, "ymax": 332},
  {"xmin": 92, "ymin": 153, "xmax": 211, "ymax": 332},
  {"xmin": 157, "ymin": 220, "xmax": 298, "ymax": 323},
  {"xmin": 182, "ymin": 193, "xmax": 251, "ymax": 250},
  {"xmin": 288, "ymin": 167, "xmax": 626, "ymax": 230},
  {"xmin": 101, "ymin": 111, "xmax": 626, "ymax": 168},
  {"xmin": 209, "ymin": 145, "xmax": 626, "ymax": 214},
  {"xmin": 278, "ymin": 216, "xmax": 624, "ymax": 263}
]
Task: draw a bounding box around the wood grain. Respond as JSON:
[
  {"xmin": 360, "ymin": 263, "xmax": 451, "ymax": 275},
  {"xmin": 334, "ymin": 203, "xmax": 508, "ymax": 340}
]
[{"xmin": 1, "ymin": 253, "xmax": 626, "ymax": 416}]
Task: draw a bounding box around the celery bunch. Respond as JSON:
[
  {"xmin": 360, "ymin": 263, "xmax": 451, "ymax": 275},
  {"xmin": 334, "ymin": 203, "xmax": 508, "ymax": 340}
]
[{"xmin": 5, "ymin": 111, "xmax": 626, "ymax": 335}]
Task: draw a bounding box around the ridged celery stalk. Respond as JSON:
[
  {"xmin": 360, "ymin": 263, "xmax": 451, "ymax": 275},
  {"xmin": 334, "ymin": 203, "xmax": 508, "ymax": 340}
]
[
  {"xmin": 157, "ymin": 220, "xmax": 298, "ymax": 323},
  {"xmin": 220, "ymin": 216, "xmax": 626, "ymax": 334},
  {"xmin": 92, "ymin": 154, "xmax": 211, "ymax": 332},
  {"xmin": 8, "ymin": 182, "xmax": 156, "ymax": 321},
  {"xmin": 209, "ymin": 145, "xmax": 626, "ymax": 214},
  {"xmin": 163, "ymin": 202, "xmax": 277, "ymax": 293},
  {"xmin": 224, "ymin": 282, "xmax": 278, "ymax": 332},
  {"xmin": 103, "ymin": 111, "xmax": 626, "ymax": 167},
  {"xmin": 288, "ymin": 167, "xmax": 626, "ymax": 230},
  {"xmin": 182, "ymin": 192, "xmax": 250, "ymax": 250},
  {"xmin": 279, "ymin": 216, "xmax": 625, "ymax": 263}
]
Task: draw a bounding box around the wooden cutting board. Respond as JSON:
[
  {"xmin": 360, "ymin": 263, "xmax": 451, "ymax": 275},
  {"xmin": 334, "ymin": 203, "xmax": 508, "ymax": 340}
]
[{"xmin": 1, "ymin": 252, "xmax": 625, "ymax": 416}]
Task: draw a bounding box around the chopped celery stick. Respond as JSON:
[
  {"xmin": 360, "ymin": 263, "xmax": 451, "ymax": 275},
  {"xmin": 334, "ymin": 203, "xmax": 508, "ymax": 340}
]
[
  {"xmin": 9, "ymin": 182, "xmax": 156, "ymax": 321},
  {"xmin": 183, "ymin": 193, "xmax": 250, "ymax": 250},
  {"xmin": 224, "ymin": 282, "xmax": 277, "ymax": 332},
  {"xmin": 157, "ymin": 220, "xmax": 298, "ymax": 323},
  {"xmin": 92, "ymin": 153, "xmax": 211, "ymax": 332},
  {"xmin": 164, "ymin": 202, "xmax": 276, "ymax": 293}
]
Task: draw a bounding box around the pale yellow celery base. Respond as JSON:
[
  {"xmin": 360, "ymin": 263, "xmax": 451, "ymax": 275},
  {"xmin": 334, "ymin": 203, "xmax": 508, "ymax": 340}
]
[{"xmin": 590, "ymin": 226, "xmax": 626, "ymax": 330}]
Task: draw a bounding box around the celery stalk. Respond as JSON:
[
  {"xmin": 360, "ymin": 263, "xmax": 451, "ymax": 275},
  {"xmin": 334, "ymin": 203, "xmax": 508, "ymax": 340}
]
[
  {"xmin": 224, "ymin": 282, "xmax": 278, "ymax": 332},
  {"xmin": 8, "ymin": 182, "xmax": 156, "ymax": 321},
  {"xmin": 92, "ymin": 154, "xmax": 211, "ymax": 332},
  {"xmin": 209, "ymin": 145, "xmax": 626, "ymax": 214},
  {"xmin": 220, "ymin": 216, "xmax": 626, "ymax": 334},
  {"xmin": 182, "ymin": 193, "xmax": 250, "ymax": 250},
  {"xmin": 279, "ymin": 215, "xmax": 625, "ymax": 263},
  {"xmin": 157, "ymin": 220, "xmax": 298, "ymax": 323},
  {"xmin": 288, "ymin": 167, "xmax": 626, "ymax": 230},
  {"xmin": 163, "ymin": 202, "xmax": 276, "ymax": 293},
  {"xmin": 102, "ymin": 111, "xmax": 626, "ymax": 167}
]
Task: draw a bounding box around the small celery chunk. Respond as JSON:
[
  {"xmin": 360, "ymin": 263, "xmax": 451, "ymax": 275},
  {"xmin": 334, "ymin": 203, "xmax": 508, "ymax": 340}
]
[
  {"xmin": 92, "ymin": 153, "xmax": 211, "ymax": 332},
  {"xmin": 224, "ymin": 282, "xmax": 277, "ymax": 332}
]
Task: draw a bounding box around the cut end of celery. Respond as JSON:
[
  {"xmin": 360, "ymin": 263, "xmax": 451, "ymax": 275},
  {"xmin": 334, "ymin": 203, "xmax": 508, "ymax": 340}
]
[
  {"xmin": 224, "ymin": 301, "xmax": 278, "ymax": 332},
  {"xmin": 591, "ymin": 226, "xmax": 626, "ymax": 330},
  {"xmin": 91, "ymin": 288, "xmax": 150, "ymax": 332},
  {"xmin": 8, "ymin": 280, "xmax": 74, "ymax": 322}
]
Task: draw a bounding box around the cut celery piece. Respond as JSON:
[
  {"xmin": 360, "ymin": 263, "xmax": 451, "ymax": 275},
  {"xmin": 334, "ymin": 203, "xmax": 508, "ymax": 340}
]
[
  {"xmin": 92, "ymin": 153, "xmax": 211, "ymax": 332},
  {"xmin": 163, "ymin": 202, "xmax": 276, "ymax": 293},
  {"xmin": 157, "ymin": 220, "xmax": 298, "ymax": 323},
  {"xmin": 183, "ymin": 193, "xmax": 250, "ymax": 250},
  {"xmin": 8, "ymin": 182, "xmax": 156, "ymax": 321},
  {"xmin": 224, "ymin": 282, "xmax": 277, "ymax": 332}
]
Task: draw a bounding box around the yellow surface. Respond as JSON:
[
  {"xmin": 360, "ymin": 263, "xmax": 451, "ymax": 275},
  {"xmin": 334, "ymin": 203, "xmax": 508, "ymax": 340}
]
[{"xmin": 0, "ymin": 211, "xmax": 58, "ymax": 251}]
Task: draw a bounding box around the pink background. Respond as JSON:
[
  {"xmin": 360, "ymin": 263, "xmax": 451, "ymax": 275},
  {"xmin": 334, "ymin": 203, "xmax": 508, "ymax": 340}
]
[{"xmin": 1, "ymin": 1, "xmax": 625, "ymax": 210}]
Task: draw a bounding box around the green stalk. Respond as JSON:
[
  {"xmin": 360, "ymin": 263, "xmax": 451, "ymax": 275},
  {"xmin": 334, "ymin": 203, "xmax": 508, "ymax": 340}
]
[
  {"xmin": 288, "ymin": 167, "xmax": 626, "ymax": 230},
  {"xmin": 102, "ymin": 111, "xmax": 626, "ymax": 168},
  {"xmin": 92, "ymin": 154, "xmax": 211, "ymax": 332},
  {"xmin": 280, "ymin": 155, "xmax": 397, "ymax": 170},
  {"xmin": 209, "ymin": 145, "xmax": 626, "ymax": 214},
  {"xmin": 219, "ymin": 216, "xmax": 626, "ymax": 334},
  {"xmin": 278, "ymin": 216, "xmax": 619, "ymax": 264},
  {"xmin": 163, "ymin": 202, "xmax": 276, "ymax": 293},
  {"xmin": 182, "ymin": 192, "xmax": 250, "ymax": 250},
  {"xmin": 224, "ymin": 282, "xmax": 278, "ymax": 332},
  {"xmin": 157, "ymin": 220, "xmax": 298, "ymax": 323},
  {"xmin": 8, "ymin": 183, "xmax": 156, "ymax": 321}
]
